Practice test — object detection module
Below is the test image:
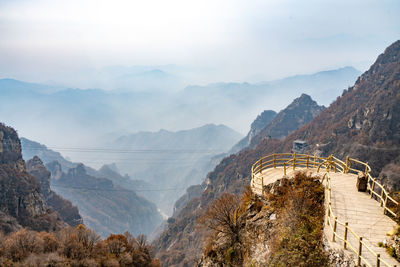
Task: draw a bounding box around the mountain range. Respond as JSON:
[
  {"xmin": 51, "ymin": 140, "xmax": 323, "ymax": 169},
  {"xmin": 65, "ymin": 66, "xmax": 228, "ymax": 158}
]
[{"xmin": 0, "ymin": 66, "xmax": 360, "ymax": 151}]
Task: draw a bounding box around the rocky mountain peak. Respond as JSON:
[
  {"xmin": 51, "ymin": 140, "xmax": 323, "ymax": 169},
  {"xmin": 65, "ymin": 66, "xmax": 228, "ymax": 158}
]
[
  {"xmin": 0, "ymin": 123, "xmax": 65, "ymax": 233},
  {"xmin": 248, "ymin": 110, "xmax": 277, "ymax": 140},
  {"xmin": 287, "ymin": 93, "xmax": 323, "ymax": 112},
  {"xmin": 0, "ymin": 123, "xmax": 25, "ymax": 171},
  {"xmin": 248, "ymin": 94, "xmax": 324, "ymax": 147},
  {"xmin": 26, "ymin": 156, "xmax": 51, "ymax": 198}
]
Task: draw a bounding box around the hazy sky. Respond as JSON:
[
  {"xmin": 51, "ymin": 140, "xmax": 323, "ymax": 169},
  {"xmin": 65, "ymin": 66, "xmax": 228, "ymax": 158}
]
[{"xmin": 0, "ymin": 0, "xmax": 399, "ymax": 85}]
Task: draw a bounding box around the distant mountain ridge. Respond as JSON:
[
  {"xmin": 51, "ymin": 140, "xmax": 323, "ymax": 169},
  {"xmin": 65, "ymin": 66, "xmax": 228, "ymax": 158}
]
[
  {"xmin": 0, "ymin": 66, "xmax": 360, "ymax": 149},
  {"xmin": 114, "ymin": 124, "xmax": 242, "ymax": 150},
  {"xmin": 111, "ymin": 123, "xmax": 243, "ymax": 215}
]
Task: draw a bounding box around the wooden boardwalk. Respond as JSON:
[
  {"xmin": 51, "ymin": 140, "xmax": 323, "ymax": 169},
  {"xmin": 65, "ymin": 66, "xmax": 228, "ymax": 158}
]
[{"xmin": 252, "ymin": 166, "xmax": 399, "ymax": 267}]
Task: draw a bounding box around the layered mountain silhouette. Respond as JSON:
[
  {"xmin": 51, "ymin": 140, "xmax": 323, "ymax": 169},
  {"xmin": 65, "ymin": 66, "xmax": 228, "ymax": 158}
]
[
  {"xmin": 109, "ymin": 124, "xmax": 242, "ymax": 215},
  {"xmin": 0, "ymin": 66, "xmax": 360, "ymax": 152},
  {"xmin": 46, "ymin": 161, "xmax": 163, "ymax": 237},
  {"xmin": 20, "ymin": 137, "xmax": 163, "ymax": 237}
]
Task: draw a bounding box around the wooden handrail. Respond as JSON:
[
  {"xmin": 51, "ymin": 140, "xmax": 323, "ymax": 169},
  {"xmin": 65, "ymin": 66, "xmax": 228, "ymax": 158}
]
[
  {"xmin": 251, "ymin": 153, "xmax": 398, "ymax": 220},
  {"xmin": 325, "ymin": 173, "xmax": 394, "ymax": 267},
  {"xmin": 251, "ymin": 153, "xmax": 399, "ymax": 267}
]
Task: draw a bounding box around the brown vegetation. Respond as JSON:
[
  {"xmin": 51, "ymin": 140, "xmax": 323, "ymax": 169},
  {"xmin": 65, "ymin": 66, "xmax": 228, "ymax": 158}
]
[
  {"xmin": 0, "ymin": 224, "xmax": 160, "ymax": 266},
  {"xmin": 266, "ymin": 171, "xmax": 328, "ymax": 267},
  {"xmin": 198, "ymin": 171, "xmax": 328, "ymax": 266}
]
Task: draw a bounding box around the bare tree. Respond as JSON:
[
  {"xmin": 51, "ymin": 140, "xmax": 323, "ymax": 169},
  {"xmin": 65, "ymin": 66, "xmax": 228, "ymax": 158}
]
[{"xmin": 198, "ymin": 193, "xmax": 242, "ymax": 244}]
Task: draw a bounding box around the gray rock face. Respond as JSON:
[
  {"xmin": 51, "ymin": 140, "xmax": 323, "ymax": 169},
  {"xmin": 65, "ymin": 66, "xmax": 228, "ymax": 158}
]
[
  {"xmin": 0, "ymin": 123, "xmax": 25, "ymax": 171},
  {"xmin": 26, "ymin": 156, "xmax": 52, "ymax": 197},
  {"xmin": 26, "ymin": 156, "xmax": 83, "ymax": 227},
  {"xmin": 0, "ymin": 123, "xmax": 65, "ymax": 233}
]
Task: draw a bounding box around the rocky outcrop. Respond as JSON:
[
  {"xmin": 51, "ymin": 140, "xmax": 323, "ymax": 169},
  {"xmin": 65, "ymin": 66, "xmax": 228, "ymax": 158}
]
[
  {"xmin": 26, "ymin": 156, "xmax": 83, "ymax": 227},
  {"xmin": 230, "ymin": 110, "xmax": 277, "ymax": 153},
  {"xmin": 0, "ymin": 124, "xmax": 25, "ymax": 171},
  {"xmin": 172, "ymin": 184, "xmax": 204, "ymax": 217},
  {"xmin": 26, "ymin": 156, "xmax": 52, "ymax": 197},
  {"xmin": 0, "ymin": 123, "xmax": 65, "ymax": 233}
]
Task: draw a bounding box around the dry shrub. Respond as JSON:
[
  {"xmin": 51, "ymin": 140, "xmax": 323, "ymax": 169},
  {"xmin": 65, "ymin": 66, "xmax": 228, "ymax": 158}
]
[
  {"xmin": 58, "ymin": 227, "xmax": 85, "ymax": 260},
  {"xmin": 4, "ymin": 229, "xmax": 43, "ymax": 261},
  {"xmin": 198, "ymin": 192, "xmax": 244, "ymax": 265},
  {"xmin": 106, "ymin": 234, "xmax": 129, "ymax": 257},
  {"xmin": 0, "ymin": 225, "xmax": 159, "ymax": 265},
  {"xmin": 39, "ymin": 231, "xmax": 58, "ymax": 253},
  {"xmin": 267, "ymin": 171, "xmax": 328, "ymax": 267}
]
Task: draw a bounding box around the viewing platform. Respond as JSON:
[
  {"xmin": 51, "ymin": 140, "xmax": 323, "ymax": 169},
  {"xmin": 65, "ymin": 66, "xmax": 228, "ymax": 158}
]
[{"xmin": 251, "ymin": 153, "xmax": 399, "ymax": 267}]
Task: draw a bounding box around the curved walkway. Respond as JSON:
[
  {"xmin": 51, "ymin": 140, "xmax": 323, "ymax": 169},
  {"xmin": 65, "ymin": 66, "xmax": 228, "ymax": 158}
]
[{"xmin": 252, "ymin": 166, "xmax": 398, "ymax": 267}]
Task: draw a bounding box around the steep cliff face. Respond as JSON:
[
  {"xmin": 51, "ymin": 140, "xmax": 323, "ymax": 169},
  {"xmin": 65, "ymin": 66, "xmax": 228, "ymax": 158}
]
[
  {"xmin": 0, "ymin": 123, "xmax": 65, "ymax": 233},
  {"xmin": 0, "ymin": 124, "xmax": 25, "ymax": 171},
  {"xmin": 26, "ymin": 156, "xmax": 83, "ymax": 226}
]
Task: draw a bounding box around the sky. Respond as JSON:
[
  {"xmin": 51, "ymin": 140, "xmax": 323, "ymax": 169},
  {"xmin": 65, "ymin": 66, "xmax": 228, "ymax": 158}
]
[{"xmin": 0, "ymin": 0, "xmax": 399, "ymax": 85}]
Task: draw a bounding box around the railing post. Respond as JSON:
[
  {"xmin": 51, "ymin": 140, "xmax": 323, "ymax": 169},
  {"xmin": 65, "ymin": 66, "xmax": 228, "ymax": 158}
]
[
  {"xmin": 273, "ymin": 154, "xmax": 276, "ymax": 168},
  {"xmin": 358, "ymin": 237, "xmax": 363, "ymax": 266},
  {"xmin": 370, "ymin": 178, "xmax": 375, "ymax": 198},
  {"xmin": 328, "ymin": 202, "xmax": 331, "ymax": 219},
  {"xmin": 376, "ymin": 253, "xmax": 380, "ymax": 267},
  {"xmin": 293, "ymin": 152, "xmax": 296, "ymax": 170},
  {"xmin": 383, "ymin": 194, "xmax": 388, "ymax": 215},
  {"xmin": 365, "ymin": 162, "xmax": 369, "ymax": 176},
  {"xmin": 260, "ymin": 159, "xmax": 263, "ymax": 174},
  {"xmin": 284, "ymin": 163, "xmax": 286, "ymax": 176},
  {"xmin": 380, "ymin": 189, "xmax": 384, "ymax": 207},
  {"xmin": 344, "ymin": 222, "xmax": 348, "ymax": 249},
  {"xmin": 306, "ymin": 156, "xmax": 309, "ymax": 169},
  {"xmin": 314, "ymin": 155, "xmax": 316, "ymax": 168},
  {"xmin": 332, "ymin": 216, "xmax": 337, "ymax": 242}
]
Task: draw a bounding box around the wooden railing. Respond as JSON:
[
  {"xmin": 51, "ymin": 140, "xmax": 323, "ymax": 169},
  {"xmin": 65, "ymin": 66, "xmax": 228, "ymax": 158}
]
[
  {"xmin": 325, "ymin": 173, "xmax": 396, "ymax": 267},
  {"xmin": 345, "ymin": 158, "xmax": 399, "ymax": 217},
  {"xmin": 251, "ymin": 153, "xmax": 398, "ymax": 218},
  {"xmin": 251, "ymin": 153, "xmax": 399, "ymax": 267}
]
